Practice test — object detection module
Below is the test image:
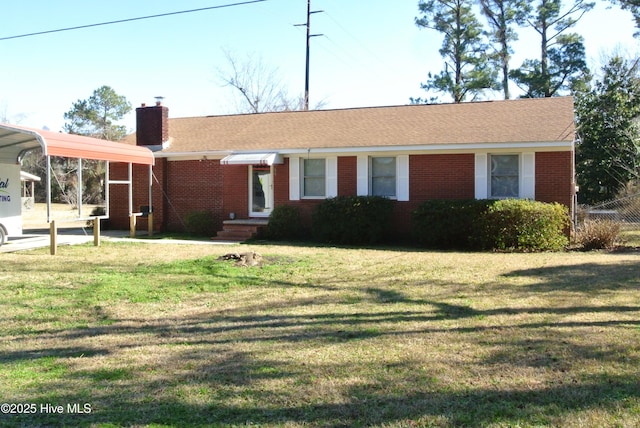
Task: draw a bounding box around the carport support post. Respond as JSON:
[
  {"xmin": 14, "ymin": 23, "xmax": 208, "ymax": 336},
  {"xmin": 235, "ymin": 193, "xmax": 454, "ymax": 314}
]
[
  {"xmin": 128, "ymin": 162, "xmax": 135, "ymax": 238},
  {"xmin": 130, "ymin": 215, "xmax": 136, "ymax": 238},
  {"xmin": 50, "ymin": 220, "xmax": 57, "ymax": 256},
  {"xmin": 77, "ymin": 158, "xmax": 83, "ymax": 219},
  {"xmin": 93, "ymin": 217, "xmax": 101, "ymax": 247},
  {"xmin": 148, "ymin": 212, "xmax": 153, "ymax": 237},
  {"xmin": 46, "ymin": 155, "xmax": 57, "ymax": 255},
  {"xmin": 148, "ymin": 164, "xmax": 153, "ymax": 237}
]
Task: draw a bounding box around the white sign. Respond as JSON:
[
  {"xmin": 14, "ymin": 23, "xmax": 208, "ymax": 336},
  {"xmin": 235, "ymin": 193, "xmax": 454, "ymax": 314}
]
[{"xmin": 0, "ymin": 164, "xmax": 23, "ymax": 238}]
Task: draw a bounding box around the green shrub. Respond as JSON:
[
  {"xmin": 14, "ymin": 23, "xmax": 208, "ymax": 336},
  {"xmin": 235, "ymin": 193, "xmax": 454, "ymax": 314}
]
[
  {"xmin": 312, "ymin": 196, "xmax": 394, "ymax": 245},
  {"xmin": 184, "ymin": 210, "xmax": 216, "ymax": 236},
  {"xmin": 574, "ymin": 219, "xmax": 621, "ymax": 250},
  {"xmin": 412, "ymin": 199, "xmax": 569, "ymax": 252},
  {"xmin": 266, "ymin": 205, "xmax": 304, "ymax": 240},
  {"xmin": 474, "ymin": 199, "xmax": 569, "ymax": 252},
  {"xmin": 412, "ymin": 199, "xmax": 492, "ymax": 249}
]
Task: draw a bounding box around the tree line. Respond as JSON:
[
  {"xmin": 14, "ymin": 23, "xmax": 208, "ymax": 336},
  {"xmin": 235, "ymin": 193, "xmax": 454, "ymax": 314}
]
[
  {"xmin": 412, "ymin": 0, "xmax": 613, "ymax": 102},
  {"xmin": 414, "ymin": 0, "xmax": 640, "ymax": 204}
]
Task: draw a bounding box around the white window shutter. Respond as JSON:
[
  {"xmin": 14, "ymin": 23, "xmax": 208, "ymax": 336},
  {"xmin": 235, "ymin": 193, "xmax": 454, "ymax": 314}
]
[
  {"xmin": 397, "ymin": 155, "xmax": 409, "ymax": 201},
  {"xmin": 521, "ymin": 152, "xmax": 535, "ymax": 199},
  {"xmin": 326, "ymin": 157, "xmax": 338, "ymax": 198},
  {"xmin": 357, "ymin": 155, "xmax": 368, "ymax": 196},
  {"xmin": 475, "ymin": 153, "xmax": 488, "ymax": 199},
  {"xmin": 289, "ymin": 156, "xmax": 300, "ymax": 201}
]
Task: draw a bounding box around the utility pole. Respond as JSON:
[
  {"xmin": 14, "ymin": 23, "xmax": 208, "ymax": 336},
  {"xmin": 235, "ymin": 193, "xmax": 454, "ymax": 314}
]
[{"xmin": 296, "ymin": 0, "xmax": 323, "ymax": 111}]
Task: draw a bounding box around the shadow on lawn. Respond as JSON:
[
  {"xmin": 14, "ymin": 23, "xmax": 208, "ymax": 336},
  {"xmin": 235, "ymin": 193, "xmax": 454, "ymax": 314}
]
[
  {"xmin": 503, "ymin": 260, "xmax": 640, "ymax": 292},
  {"xmin": 4, "ymin": 300, "xmax": 639, "ymax": 427},
  {"xmin": 4, "ymin": 365, "xmax": 639, "ymax": 427},
  {"xmin": 0, "ymin": 347, "xmax": 109, "ymax": 364},
  {"xmin": 3, "ymin": 258, "xmax": 640, "ymax": 426},
  {"xmin": 8, "ymin": 302, "xmax": 637, "ymax": 349}
]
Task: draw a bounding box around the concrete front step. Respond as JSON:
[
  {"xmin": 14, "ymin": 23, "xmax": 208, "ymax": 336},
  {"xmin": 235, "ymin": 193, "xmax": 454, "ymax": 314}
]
[{"xmin": 212, "ymin": 219, "xmax": 269, "ymax": 242}]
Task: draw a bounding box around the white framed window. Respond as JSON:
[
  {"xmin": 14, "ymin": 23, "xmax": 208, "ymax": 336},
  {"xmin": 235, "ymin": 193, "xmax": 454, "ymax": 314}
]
[
  {"xmin": 475, "ymin": 153, "xmax": 535, "ymax": 200},
  {"xmin": 370, "ymin": 156, "xmax": 397, "ymax": 197},
  {"xmin": 302, "ymin": 158, "xmax": 326, "ymax": 198},
  {"xmin": 490, "ymin": 154, "xmax": 519, "ymax": 198},
  {"xmin": 356, "ymin": 155, "xmax": 409, "ymax": 201},
  {"xmin": 289, "ymin": 156, "xmax": 337, "ymax": 201}
]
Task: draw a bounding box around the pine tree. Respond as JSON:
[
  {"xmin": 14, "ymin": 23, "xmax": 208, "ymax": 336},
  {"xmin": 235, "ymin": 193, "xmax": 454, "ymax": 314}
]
[
  {"xmin": 64, "ymin": 85, "xmax": 132, "ymax": 141},
  {"xmin": 414, "ymin": 0, "xmax": 498, "ymax": 103},
  {"xmin": 479, "ymin": 0, "xmax": 531, "ymax": 99},
  {"xmin": 510, "ymin": 0, "xmax": 593, "ymax": 97}
]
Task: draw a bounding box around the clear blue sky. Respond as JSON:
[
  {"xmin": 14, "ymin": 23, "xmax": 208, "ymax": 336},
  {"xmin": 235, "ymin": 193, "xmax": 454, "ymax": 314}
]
[{"xmin": 0, "ymin": 0, "xmax": 637, "ymax": 133}]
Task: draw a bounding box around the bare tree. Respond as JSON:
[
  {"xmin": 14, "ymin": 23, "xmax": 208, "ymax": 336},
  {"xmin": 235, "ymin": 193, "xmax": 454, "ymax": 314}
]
[
  {"xmin": 0, "ymin": 102, "xmax": 27, "ymax": 125},
  {"xmin": 216, "ymin": 49, "xmax": 324, "ymax": 113},
  {"xmin": 0, "ymin": 103, "xmax": 8, "ymax": 123}
]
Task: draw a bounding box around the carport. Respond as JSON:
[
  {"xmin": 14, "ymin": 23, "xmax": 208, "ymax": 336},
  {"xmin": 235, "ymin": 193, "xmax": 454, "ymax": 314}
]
[{"xmin": 0, "ymin": 123, "xmax": 154, "ymax": 253}]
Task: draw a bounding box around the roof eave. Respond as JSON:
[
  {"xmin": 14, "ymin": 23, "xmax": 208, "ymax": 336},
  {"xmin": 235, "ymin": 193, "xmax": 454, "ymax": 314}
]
[{"xmin": 154, "ymin": 140, "xmax": 574, "ymax": 160}]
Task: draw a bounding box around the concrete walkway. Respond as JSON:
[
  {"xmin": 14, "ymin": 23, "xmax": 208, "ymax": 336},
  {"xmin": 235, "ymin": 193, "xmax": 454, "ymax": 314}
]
[{"xmin": 0, "ymin": 228, "xmax": 240, "ymax": 253}]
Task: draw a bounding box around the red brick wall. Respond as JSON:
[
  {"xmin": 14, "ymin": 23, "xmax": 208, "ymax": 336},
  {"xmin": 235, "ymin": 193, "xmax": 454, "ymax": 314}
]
[
  {"xmin": 107, "ymin": 163, "xmax": 129, "ymax": 230},
  {"xmin": 535, "ymin": 151, "xmax": 575, "ymax": 212},
  {"xmin": 162, "ymin": 159, "xmax": 224, "ymax": 232},
  {"xmin": 338, "ymin": 156, "xmax": 357, "ymax": 196},
  {"xmin": 273, "ymin": 161, "xmax": 289, "ymax": 206},
  {"xmin": 222, "ymin": 165, "xmax": 249, "ymax": 220},
  {"xmin": 108, "ymin": 151, "xmax": 574, "ymax": 239},
  {"xmin": 410, "ymin": 154, "xmax": 475, "ymax": 201}
]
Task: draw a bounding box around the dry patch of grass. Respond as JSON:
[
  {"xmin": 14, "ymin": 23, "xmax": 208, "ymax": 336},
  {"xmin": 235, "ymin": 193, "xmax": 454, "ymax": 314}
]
[{"xmin": 0, "ymin": 242, "xmax": 638, "ymax": 427}]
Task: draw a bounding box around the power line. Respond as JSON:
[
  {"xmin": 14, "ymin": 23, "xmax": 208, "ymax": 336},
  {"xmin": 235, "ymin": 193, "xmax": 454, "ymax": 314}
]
[
  {"xmin": 0, "ymin": 0, "xmax": 268, "ymax": 41},
  {"xmin": 323, "ymin": 11, "xmax": 388, "ymax": 68}
]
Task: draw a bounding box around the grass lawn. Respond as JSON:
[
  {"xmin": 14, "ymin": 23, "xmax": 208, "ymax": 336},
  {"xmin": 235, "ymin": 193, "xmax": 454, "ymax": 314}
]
[{"xmin": 0, "ymin": 241, "xmax": 638, "ymax": 427}]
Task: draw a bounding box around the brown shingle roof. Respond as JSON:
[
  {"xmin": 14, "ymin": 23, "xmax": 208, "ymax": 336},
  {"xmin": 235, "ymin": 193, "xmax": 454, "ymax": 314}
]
[{"xmin": 130, "ymin": 97, "xmax": 575, "ymax": 153}]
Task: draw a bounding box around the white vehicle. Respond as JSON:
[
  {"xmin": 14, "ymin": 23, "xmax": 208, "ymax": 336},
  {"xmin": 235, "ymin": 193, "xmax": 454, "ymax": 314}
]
[{"xmin": 0, "ymin": 164, "xmax": 22, "ymax": 246}]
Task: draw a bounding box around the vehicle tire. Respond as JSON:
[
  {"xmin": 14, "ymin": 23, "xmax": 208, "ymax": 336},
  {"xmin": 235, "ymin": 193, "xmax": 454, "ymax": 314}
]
[{"xmin": 0, "ymin": 227, "xmax": 5, "ymax": 247}]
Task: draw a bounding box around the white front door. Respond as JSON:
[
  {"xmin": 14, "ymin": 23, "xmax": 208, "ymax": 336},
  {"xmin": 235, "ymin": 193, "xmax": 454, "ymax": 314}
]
[{"xmin": 250, "ymin": 166, "xmax": 273, "ymax": 217}]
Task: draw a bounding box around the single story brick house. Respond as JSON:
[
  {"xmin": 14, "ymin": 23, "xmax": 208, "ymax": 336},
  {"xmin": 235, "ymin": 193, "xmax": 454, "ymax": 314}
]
[{"xmin": 108, "ymin": 96, "xmax": 576, "ymax": 240}]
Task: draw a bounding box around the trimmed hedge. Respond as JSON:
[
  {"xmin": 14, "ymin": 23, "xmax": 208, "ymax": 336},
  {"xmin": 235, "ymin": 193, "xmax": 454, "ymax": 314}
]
[
  {"xmin": 474, "ymin": 199, "xmax": 569, "ymax": 251},
  {"xmin": 413, "ymin": 199, "xmax": 570, "ymax": 252},
  {"xmin": 266, "ymin": 205, "xmax": 304, "ymax": 241},
  {"xmin": 412, "ymin": 199, "xmax": 492, "ymax": 249},
  {"xmin": 312, "ymin": 196, "xmax": 394, "ymax": 245}
]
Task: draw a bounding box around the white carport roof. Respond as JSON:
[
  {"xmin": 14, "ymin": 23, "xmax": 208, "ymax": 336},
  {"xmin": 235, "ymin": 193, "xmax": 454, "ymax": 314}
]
[{"xmin": 0, "ymin": 123, "xmax": 154, "ymax": 165}]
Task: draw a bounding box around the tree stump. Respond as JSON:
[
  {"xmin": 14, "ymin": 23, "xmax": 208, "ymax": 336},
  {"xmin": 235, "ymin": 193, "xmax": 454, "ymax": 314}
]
[{"xmin": 217, "ymin": 251, "xmax": 263, "ymax": 267}]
